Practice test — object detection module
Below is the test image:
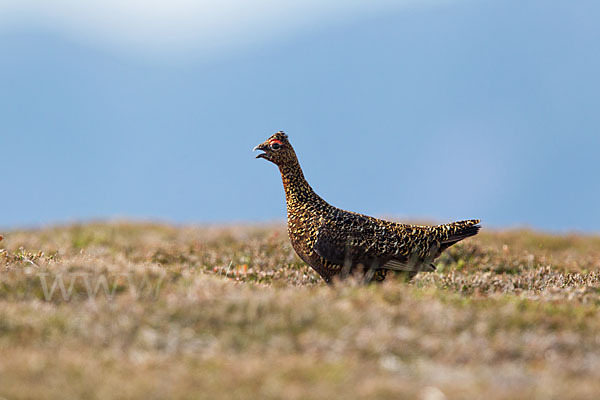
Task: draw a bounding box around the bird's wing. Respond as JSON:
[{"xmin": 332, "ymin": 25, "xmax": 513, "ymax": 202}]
[{"xmin": 313, "ymin": 214, "xmax": 430, "ymax": 272}]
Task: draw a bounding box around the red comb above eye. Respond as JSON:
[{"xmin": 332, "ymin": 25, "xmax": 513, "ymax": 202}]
[{"xmin": 270, "ymin": 139, "xmax": 283, "ymax": 146}]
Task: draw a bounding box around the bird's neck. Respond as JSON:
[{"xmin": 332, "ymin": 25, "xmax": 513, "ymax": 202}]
[{"xmin": 279, "ymin": 160, "xmax": 325, "ymax": 208}]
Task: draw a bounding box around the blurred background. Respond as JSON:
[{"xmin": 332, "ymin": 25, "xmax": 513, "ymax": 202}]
[{"xmin": 0, "ymin": 0, "xmax": 598, "ymax": 231}]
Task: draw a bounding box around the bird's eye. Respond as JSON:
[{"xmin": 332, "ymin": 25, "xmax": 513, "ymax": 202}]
[{"xmin": 270, "ymin": 142, "xmax": 281, "ymax": 150}]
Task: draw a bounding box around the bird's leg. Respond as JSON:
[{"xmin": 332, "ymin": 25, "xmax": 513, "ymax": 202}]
[
  {"xmin": 363, "ymin": 260, "xmax": 382, "ymax": 284},
  {"xmin": 363, "ymin": 267, "xmax": 376, "ymax": 284},
  {"xmin": 341, "ymin": 237, "xmax": 353, "ymax": 279}
]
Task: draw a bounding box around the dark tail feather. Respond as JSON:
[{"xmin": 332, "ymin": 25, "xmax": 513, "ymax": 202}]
[
  {"xmin": 437, "ymin": 220, "xmax": 481, "ymax": 254},
  {"xmin": 441, "ymin": 224, "xmax": 480, "ymax": 245}
]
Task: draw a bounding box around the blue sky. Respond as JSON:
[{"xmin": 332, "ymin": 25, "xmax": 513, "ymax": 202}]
[{"xmin": 1, "ymin": 0, "xmax": 599, "ymax": 231}]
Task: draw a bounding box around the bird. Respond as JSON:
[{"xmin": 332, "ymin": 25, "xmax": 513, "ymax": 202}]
[{"xmin": 254, "ymin": 131, "xmax": 480, "ymax": 283}]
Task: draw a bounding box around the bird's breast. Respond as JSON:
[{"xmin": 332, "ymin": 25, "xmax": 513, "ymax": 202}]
[{"xmin": 287, "ymin": 206, "xmax": 321, "ymax": 256}]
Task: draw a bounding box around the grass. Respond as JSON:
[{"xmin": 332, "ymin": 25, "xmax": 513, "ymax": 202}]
[{"xmin": 0, "ymin": 222, "xmax": 599, "ymax": 399}]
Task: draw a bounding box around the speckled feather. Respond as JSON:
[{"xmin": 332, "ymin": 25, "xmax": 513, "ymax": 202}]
[{"xmin": 255, "ymin": 131, "xmax": 481, "ymax": 283}]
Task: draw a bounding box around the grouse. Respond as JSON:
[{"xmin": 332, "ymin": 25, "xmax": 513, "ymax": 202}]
[{"xmin": 254, "ymin": 131, "xmax": 480, "ymax": 283}]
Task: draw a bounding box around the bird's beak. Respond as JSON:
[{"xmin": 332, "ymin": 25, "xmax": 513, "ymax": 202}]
[{"xmin": 253, "ymin": 142, "xmax": 269, "ymax": 160}]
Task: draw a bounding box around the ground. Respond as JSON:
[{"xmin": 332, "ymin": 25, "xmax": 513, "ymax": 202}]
[{"xmin": 0, "ymin": 222, "xmax": 599, "ymax": 399}]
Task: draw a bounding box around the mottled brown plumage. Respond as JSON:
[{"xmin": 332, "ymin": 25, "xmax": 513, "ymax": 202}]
[{"xmin": 254, "ymin": 131, "xmax": 480, "ymax": 283}]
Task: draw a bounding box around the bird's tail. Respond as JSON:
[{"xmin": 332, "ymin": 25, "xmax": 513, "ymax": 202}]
[
  {"xmin": 439, "ymin": 219, "xmax": 481, "ymax": 245},
  {"xmin": 427, "ymin": 219, "xmax": 480, "ymax": 259}
]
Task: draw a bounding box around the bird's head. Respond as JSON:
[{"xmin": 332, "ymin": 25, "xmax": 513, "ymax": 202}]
[{"xmin": 253, "ymin": 131, "xmax": 295, "ymax": 166}]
